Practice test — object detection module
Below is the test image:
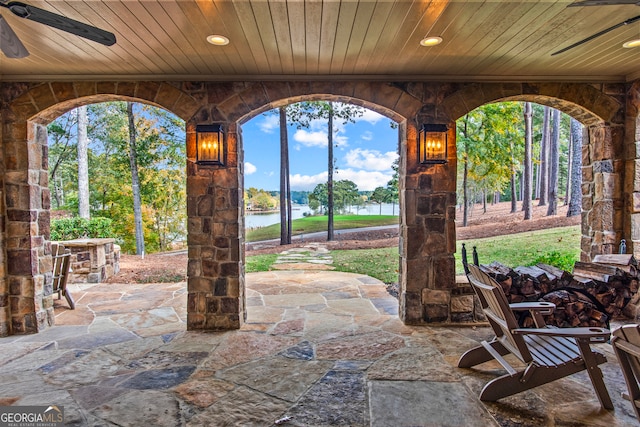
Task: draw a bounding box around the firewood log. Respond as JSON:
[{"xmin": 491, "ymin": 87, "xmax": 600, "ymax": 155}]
[{"xmin": 573, "ymin": 261, "xmax": 627, "ymax": 282}]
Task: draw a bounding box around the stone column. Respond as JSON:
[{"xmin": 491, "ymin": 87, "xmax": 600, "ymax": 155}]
[
  {"xmin": 186, "ymin": 121, "xmax": 244, "ymax": 330},
  {"xmin": 625, "ymin": 81, "xmax": 640, "ymax": 259},
  {"xmin": 400, "ymin": 122, "xmax": 457, "ymax": 324},
  {"xmin": 0, "ymin": 114, "xmax": 7, "ymax": 336},
  {"xmin": 581, "ymin": 124, "xmax": 624, "ymax": 260},
  {"xmin": 4, "ymin": 120, "xmax": 53, "ymax": 335}
]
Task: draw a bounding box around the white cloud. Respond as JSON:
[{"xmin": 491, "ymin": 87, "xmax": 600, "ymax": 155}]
[
  {"xmin": 361, "ymin": 131, "xmax": 373, "ymax": 141},
  {"xmin": 290, "ymin": 172, "xmax": 328, "ymax": 191},
  {"xmin": 289, "ymin": 168, "xmax": 392, "ymax": 192},
  {"xmin": 258, "ymin": 115, "xmax": 279, "ymax": 133},
  {"xmin": 356, "ymin": 109, "xmax": 385, "ymax": 125},
  {"xmin": 344, "ymin": 148, "xmax": 398, "ymax": 171},
  {"xmin": 293, "ymin": 129, "xmax": 327, "ymax": 148},
  {"xmin": 335, "ymin": 135, "xmax": 349, "ymax": 148},
  {"xmin": 293, "ymin": 127, "xmax": 350, "ymax": 149},
  {"xmin": 244, "ymin": 162, "xmax": 257, "ymax": 175},
  {"xmin": 334, "ymin": 169, "xmax": 393, "ymax": 191}
]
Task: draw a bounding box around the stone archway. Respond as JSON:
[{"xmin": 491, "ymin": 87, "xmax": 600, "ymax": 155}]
[
  {"xmin": 434, "ymin": 83, "xmax": 626, "ymax": 264},
  {"xmin": 1, "ymin": 79, "xmax": 631, "ymax": 336},
  {"xmin": 1, "ymin": 82, "xmax": 200, "ymax": 336},
  {"xmin": 183, "ymin": 82, "xmax": 445, "ymax": 330}
]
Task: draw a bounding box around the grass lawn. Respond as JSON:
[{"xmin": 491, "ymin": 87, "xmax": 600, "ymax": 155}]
[
  {"xmin": 246, "ymin": 253, "xmax": 278, "ymax": 273},
  {"xmin": 245, "ymin": 225, "xmax": 581, "ymax": 283},
  {"xmin": 331, "ymin": 247, "xmax": 400, "ymax": 284},
  {"xmin": 246, "ymin": 215, "xmax": 398, "ymax": 242},
  {"xmin": 456, "ymin": 225, "xmax": 581, "ymax": 273}
]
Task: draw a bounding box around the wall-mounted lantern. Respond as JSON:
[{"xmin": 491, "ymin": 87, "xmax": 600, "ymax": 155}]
[
  {"xmin": 196, "ymin": 124, "xmax": 224, "ymax": 165},
  {"xmin": 418, "ymin": 124, "xmax": 448, "ymax": 164}
]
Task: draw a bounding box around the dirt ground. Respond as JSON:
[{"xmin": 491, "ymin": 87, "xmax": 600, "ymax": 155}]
[{"xmin": 110, "ymin": 202, "xmax": 579, "ymax": 284}]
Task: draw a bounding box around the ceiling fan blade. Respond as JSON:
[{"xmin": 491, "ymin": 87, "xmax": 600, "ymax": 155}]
[
  {"xmin": 568, "ymin": 0, "xmax": 640, "ymax": 6},
  {"xmin": 0, "ymin": 14, "xmax": 28, "ymax": 58},
  {"xmin": 2, "ymin": 1, "xmax": 115, "ymax": 46},
  {"xmin": 551, "ymin": 14, "xmax": 640, "ymax": 55}
]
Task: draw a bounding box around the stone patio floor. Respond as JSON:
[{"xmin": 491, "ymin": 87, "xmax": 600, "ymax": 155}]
[{"xmin": 1, "ymin": 270, "xmax": 639, "ymax": 426}]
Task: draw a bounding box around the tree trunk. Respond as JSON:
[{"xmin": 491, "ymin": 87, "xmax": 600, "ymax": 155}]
[
  {"xmin": 565, "ymin": 129, "xmax": 572, "ymax": 206},
  {"xmin": 510, "ymin": 141, "xmax": 517, "ymax": 213},
  {"xmin": 126, "ymin": 102, "xmax": 145, "ymax": 256},
  {"xmin": 77, "ymin": 105, "xmax": 90, "ymax": 219},
  {"xmin": 523, "ymin": 102, "xmax": 533, "ymax": 220},
  {"xmin": 547, "ymin": 109, "xmax": 560, "ymax": 216},
  {"xmin": 538, "ymin": 106, "xmax": 550, "ymax": 206},
  {"xmin": 462, "ymin": 116, "xmax": 470, "ymax": 227},
  {"xmin": 483, "ymin": 189, "xmax": 487, "ymax": 213},
  {"xmin": 279, "ymin": 107, "xmax": 289, "ymax": 245},
  {"xmin": 286, "ymin": 136, "xmax": 292, "ymax": 244},
  {"xmin": 55, "ymin": 176, "xmax": 64, "ymax": 208},
  {"xmin": 327, "ymin": 103, "xmax": 334, "ymax": 241},
  {"xmin": 567, "ymin": 118, "xmax": 583, "ymax": 217}
]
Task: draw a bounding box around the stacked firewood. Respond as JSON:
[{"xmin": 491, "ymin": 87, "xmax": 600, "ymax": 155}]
[{"xmin": 478, "ymin": 254, "xmax": 639, "ymax": 328}]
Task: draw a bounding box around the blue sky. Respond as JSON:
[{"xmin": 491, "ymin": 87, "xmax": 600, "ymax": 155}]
[{"xmin": 242, "ymin": 106, "xmax": 398, "ymax": 192}]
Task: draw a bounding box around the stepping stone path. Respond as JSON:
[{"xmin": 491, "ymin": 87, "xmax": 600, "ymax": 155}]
[{"xmin": 272, "ymin": 243, "xmax": 334, "ymax": 270}]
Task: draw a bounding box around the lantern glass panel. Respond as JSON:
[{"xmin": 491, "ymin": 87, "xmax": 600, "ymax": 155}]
[
  {"xmin": 418, "ymin": 125, "xmax": 447, "ymax": 164},
  {"xmin": 196, "ymin": 125, "xmax": 224, "ymax": 165}
]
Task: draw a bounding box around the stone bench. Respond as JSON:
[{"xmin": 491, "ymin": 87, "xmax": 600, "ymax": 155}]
[{"xmin": 54, "ymin": 238, "xmax": 120, "ymax": 283}]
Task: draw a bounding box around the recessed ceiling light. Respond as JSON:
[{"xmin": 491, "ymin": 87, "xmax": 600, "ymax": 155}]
[
  {"xmin": 420, "ymin": 36, "xmax": 443, "ymax": 47},
  {"xmin": 623, "ymin": 39, "xmax": 640, "ymax": 48},
  {"xmin": 207, "ymin": 35, "xmax": 229, "ymax": 46}
]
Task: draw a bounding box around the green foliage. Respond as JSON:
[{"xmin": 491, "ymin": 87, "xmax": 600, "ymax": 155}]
[
  {"xmin": 285, "ymin": 101, "xmax": 365, "ymax": 129},
  {"xmin": 457, "ymin": 102, "xmax": 524, "ymax": 199},
  {"xmin": 308, "ymin": 180, "xmax": 360, "ymax": 214},
  {"xmin": 51, "ymin": 217, "xmax": 113, "ymax": 240},
  {"xmin": 308, "ymin": 183, "xmax": 327, "ymax": 213},
  {"xmin": 291, "ymin": 191, "xmax": 309, "ymax": 204},
  {"xmin": 386, "ymin": 158, "xmax": 399, "ymax": 203},
  {"xmin": 245, "ymin": 187, "xmax": 278, "ymax": 210},
  {"xmin": 47, "ymin": 102, "xmax": 186, "ymax": 254},
  {"xmin": 370, "ymin": 186, "xmax": 391, "ymax": 204},
  {"xmin": 532, "ymin": 251, "xmax": 578, "ymax": 272},
  {"xmin": 457, "ymin": 102, "xmax": 574, "ymax": 205}
]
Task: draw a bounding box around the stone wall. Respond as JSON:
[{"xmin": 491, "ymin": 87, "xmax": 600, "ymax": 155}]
[{"xmin": 58, "ymin": 239, "xmax": 120, "ymax": 283}]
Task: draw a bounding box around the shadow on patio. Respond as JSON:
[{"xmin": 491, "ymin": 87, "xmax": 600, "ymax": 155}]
[{"xmin": 0, "ymin": 271, "xmax": 637, "ymax": 426}]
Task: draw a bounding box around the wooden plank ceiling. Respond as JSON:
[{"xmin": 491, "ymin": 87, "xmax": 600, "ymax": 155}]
[{"xmin": 1, "ymin": 0, "xmax": 639, "ymax": 82}]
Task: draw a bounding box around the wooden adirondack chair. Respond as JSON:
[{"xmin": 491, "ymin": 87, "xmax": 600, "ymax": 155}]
[
  {"xmin": 458, "ymin": 263, "xmax": 613, "ymax": 409},
  {"xmin": 52, "ymin": 243, "xmax": 75, "ymax": 309},
  {"xmin": 612, "ymin": 324, "xmax": 640, "ymax": 419}
]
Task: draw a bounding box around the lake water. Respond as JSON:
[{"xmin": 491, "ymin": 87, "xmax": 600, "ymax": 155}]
[{"xmin": 245, "ymin": 203, "xmax": 399, "ymax": 228}]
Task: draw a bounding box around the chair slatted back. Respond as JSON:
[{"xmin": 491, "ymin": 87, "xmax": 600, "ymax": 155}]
[
  {"xmin": 613, "ymin": 324, "xmax": 640, "ymax": 419},
  {"xmin": 467, "ymin": 264, "xmax": 533, "ymax": 363},
  {"xmin": 51, "ymin": 243, "xmax": 71, "ymax": 293}
]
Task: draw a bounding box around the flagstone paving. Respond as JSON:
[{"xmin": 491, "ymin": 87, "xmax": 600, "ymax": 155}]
[
  {"xmin": 0, "ymin": 270, "xmax": 638, "ymax": 426},
  {"xmin": 272, "ymin": 244, "xmax": 334, "ymax": 270}
]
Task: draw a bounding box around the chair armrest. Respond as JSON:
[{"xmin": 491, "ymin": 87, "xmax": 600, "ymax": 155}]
[
  {"xmin": 613, "ymin": 338, "xmax": 640, "ymax": 358},
  {"xmin": 512, "ymin": 326, "xmax": 610, "ymax": 341},
  {"xmin": 509, "ymin": 302, "xmax": 555, "ymax": 315}
]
